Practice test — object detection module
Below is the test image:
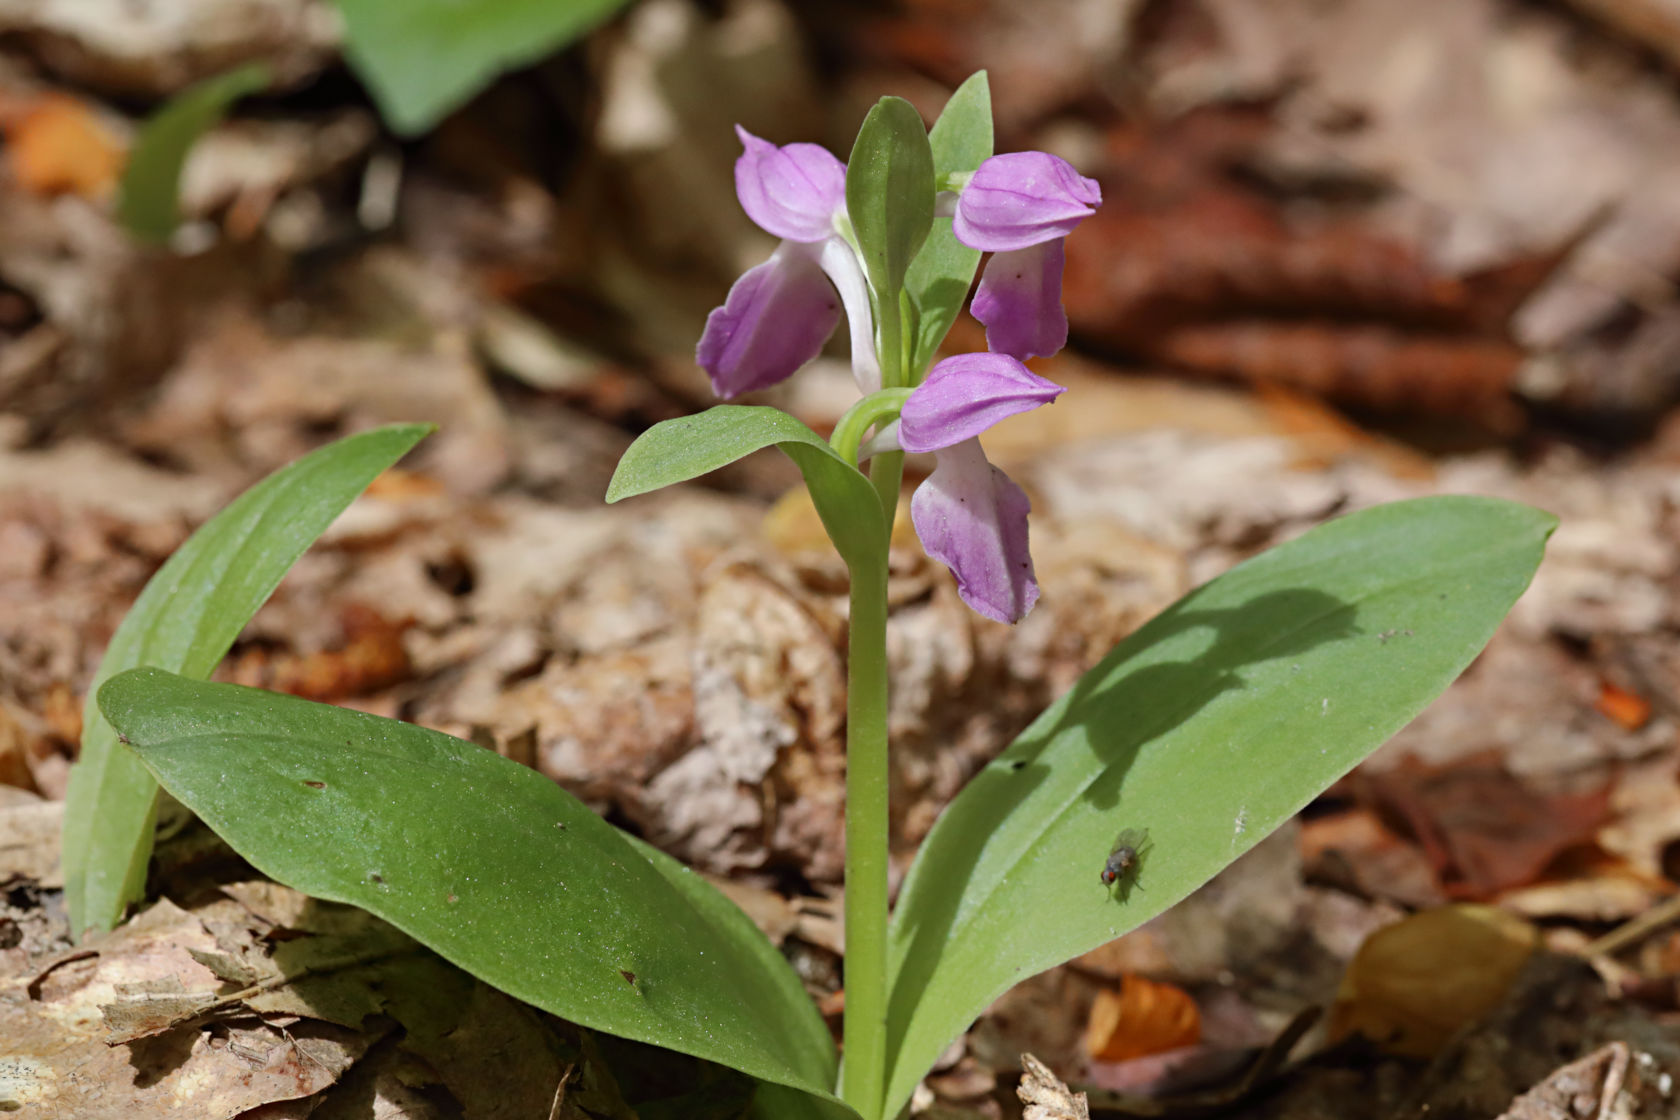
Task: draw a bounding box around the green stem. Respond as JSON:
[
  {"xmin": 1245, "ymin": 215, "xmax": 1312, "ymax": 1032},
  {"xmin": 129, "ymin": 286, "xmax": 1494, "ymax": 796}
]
[
  {"xmin": 877, "ymin": 281, "xmax": 904, "ymax": 390},
  {"xmin": 841, "ymin": 452, "xmax": 902, "ymax": 1120},
  {"xmin": 868, "ymin": 451, "xmax": 904, "ymax": 533}
]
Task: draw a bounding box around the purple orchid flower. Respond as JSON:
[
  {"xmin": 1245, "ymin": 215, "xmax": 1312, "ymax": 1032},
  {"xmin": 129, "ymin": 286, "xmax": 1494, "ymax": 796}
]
[
  {"xmin": 698, "ymin": 128, "xmax": 879, "ymax": 398},
  {"xmin": 952, "ymin": 152, "xmax": 1102, "ymax": 361},
  {"xmin": 890, "ymin": 352, "xmax": 1066, "ymax": 623}
]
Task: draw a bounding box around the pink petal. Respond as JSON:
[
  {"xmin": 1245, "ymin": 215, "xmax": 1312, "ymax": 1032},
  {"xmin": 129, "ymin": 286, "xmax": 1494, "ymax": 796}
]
[
  {"xmin": 697, "ymin": 242, "xmax": 841, "ymax": 398},
  {"xmin": 953, "ymin": 151, "xmax": 1101, "ymax": 253},
  {"xmin": 898, "ymin": 352, "xmax": 1065, "ymax": 453},
  {"xmin": 971, "ymin": 241, "xmax": 1069, "ymax": 361},
  {"xmin": 911, "ymin": 438, "xmax": 1040, "ymax": 623},
  {"xmin": 734, "ymin": 126, "xmax": 847, "ymax": 243}
]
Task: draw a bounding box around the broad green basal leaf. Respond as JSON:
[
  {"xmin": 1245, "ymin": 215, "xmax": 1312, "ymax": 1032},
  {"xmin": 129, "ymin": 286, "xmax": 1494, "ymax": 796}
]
[
  {"xmin": 906, "ymin": 72, "xmax": 992, "ymax": 376},
  {"xmin": 98, "ymin": 670, "xmax": 848, "ymax": 1109},
  {"xmin": 333, "ymin": 0, "xmax": 633, "ymax": 136},
  {"xmin": 606, "ymin": 405, "xmax": 885, "ymax": 573},
  {"xmin": 62, "ymin": 424, "xmax": 430, "ymax": 937},
  {"xmin": 117, "ymin": 63, "xmax": 271, "ymax": 243},
  {"xmin": 846, "ymin": 97, "xmax": 935, "ymax": 316},
  {"xmin": 881, "ymin": 496, "xmax": 1555, "ymax": 1116}
]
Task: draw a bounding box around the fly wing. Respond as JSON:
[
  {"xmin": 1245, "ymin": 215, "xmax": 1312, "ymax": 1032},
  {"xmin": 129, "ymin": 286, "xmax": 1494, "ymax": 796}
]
[{"xmin": 1110, "ymin": 826, "xmax": 1149, "ymax": 855}]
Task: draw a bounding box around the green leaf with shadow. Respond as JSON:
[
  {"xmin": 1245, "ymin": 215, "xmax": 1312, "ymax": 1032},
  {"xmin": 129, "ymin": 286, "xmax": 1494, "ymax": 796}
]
[{"xmin": 879, "ymin": 495, "xmax": 1556, "ymax": 1116}]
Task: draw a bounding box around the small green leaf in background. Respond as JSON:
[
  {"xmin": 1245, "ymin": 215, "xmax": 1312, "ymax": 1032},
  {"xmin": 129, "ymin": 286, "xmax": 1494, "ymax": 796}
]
[
  {"xmin": 846, "ymin": 98, "xmax": 936, "ymax": 318},
  {"xmin": 97, "ymin": 670, "xmax": 850, "ymax": 1112},
  {"xmin": 62, "ymin": 424, "xmax": 431, "ymax": 937},
  {"xmin": 906, "ymin": 72, "xmax": 992, "ymax": 376},
  {"xmin": 879, "ymin": 496, "xmax": 1555, "ymax": 1117},
  {"xmin": 606, "ymin": 405, "xmax": 886, "ymax": 574},
  {"xmin": 332, "ymin": 0, "xmax": 633, "ymax": 137},
  {"xmin": 117, "ymin": 63, "xmax": 271, "ymax": 244}
]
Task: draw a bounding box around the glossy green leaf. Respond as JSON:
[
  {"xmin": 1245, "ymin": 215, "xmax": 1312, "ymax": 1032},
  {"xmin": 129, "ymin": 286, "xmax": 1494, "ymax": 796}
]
[
  {"xmin": 97, "ymin": 670, "xmax": 846, "ymax": 1108},
  {"xmin": 606, "ymin": 405, "xmax": 886, "ymax": 574},
  {"xmin": 117, "ymin": 63, "xmax": 270, "ymax": 243},
  {"xmin": 906, "ymin": 72, "xmax": 992, "ymax": 376},
  {"xmin": 333, "ymin": 0, "xmax": 632, "ymax": 136},
  {"xmin": 881, "ymin": 496, "xmax": 1555, "ymax": 1115},
  {"xmin": 846, "ymin": 98, "xmax": 935, "ymax": 316},
  {"xmin": 62, "ymin": 424, "xmax": 431, "ymax": 937}
]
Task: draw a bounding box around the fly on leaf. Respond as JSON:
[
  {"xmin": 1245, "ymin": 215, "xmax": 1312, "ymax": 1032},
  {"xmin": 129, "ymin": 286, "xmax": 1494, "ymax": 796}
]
[{"xmin": 1102, "ymin": 827, "xmax": 1151, "ymax": 898}]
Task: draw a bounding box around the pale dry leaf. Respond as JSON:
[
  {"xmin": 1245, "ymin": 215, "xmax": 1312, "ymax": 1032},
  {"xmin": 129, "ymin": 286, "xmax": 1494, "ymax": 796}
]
[
  {"xmin": 100, "ymin": 976, "xmax": 218, "ymax": 1042},
  {"xmin": 0, "ymin": 0, "xmax": 338, "ymax": 96},
  {"xmin": 0, "ymin": 797, "xmax": 62, "ymax": 886},
  {"xmin": 1018, "ymin": 1052, "xmax": 1090, "ymax": 1120},
  {"xmin": 1495, "ymin": 1041, "xmax": 1633, "ymax": 1120},
  {"xmin": 1, "ymin": 897, "xmax": 375, "ymax": 1117}
]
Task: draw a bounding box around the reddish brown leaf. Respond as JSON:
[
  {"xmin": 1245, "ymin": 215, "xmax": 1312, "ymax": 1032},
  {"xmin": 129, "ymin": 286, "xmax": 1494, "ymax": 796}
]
[
  {"xmin": 1148, "ymin": 322, "xmax": 1524, "ymax": 420},
  {"xmin": 1358, "ymin": 751, "xmax": 1614, "ymax": 899},
  {"xmin": 227, "ymin": 605, "xmax": 412, "ymax": 703}
]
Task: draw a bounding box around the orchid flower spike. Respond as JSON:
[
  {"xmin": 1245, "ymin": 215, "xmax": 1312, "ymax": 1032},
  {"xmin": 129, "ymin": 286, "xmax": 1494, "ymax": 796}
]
[
  {"xmin": 952, "ymin": 152, "xmax": 1102, "ymax": 361},
  {"xmin": 697, "ymin": 128, "xmax": 880, "ymax": 398},
  {"xmin": 886, "ymin": 353, "xmax": 1066, "ymax": 623}
]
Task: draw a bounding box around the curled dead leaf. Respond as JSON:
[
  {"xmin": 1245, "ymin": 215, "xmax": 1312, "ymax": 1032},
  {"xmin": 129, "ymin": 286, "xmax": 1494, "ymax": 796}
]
[{"xmin": 1085, "ymin": 974, "xmax": 1201, "ymax": 1062}]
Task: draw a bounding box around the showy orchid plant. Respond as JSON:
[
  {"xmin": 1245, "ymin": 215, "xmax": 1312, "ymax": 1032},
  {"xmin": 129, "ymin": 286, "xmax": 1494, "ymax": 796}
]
[
  {"xmin": 75, "ymin": 72, "xmax": 1551, "ymax": 1120},
  {"xmin": 665, "ymin": 88, "xmax": 1102, "ymax": 1107}
]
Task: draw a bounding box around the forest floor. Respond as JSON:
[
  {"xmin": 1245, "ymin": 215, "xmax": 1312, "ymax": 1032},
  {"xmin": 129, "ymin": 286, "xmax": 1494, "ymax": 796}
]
[{"xmin": 4, "ymin": 1, "xmax": 1680, "ymax": 1116}]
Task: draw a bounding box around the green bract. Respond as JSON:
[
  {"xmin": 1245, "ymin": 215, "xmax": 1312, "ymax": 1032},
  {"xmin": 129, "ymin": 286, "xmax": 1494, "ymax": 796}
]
[
  {"xmin": 606, "ymin": 405, "xmax": 887, "ymax": 574},
  {"xmin": 845, "ymin": 97, "xmax": 935, "ymax": 389}
]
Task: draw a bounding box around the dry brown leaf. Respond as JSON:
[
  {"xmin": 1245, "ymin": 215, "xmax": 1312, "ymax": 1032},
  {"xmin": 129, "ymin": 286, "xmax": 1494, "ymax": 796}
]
[
  {"xmin": 99, "ymin": 975, "xmax": 218, "ymax": 1042},
  {"xmin": 0, "ymin": 0, "xmax": 339, "ymax": 97},
  {"xmin": 1359, "ymin": 750, "xmax": 1614, "ymax": 899},
  {"xmin": 0, "ymin": 898, "xmax": 375, "ymax": 1116},
  {"xmin": 0, "ymin": 702, "xmax": 39, "ymax": 793},
  {"xmin": 1330, "ymin": 904, "xmax": 1538, "ymax": 1056},
  {"xmin": 1595, "ymin": 681, "xmax": 1653, "ymax": 732},
  {"xmin": 225, "ymin": 604, "xmax": 413, "ymax": 702},
  {"xmin": 0, "ymin": 797, "xmax": 62, "ymax": 888},
  {"xmin": 1299, "ymin": 805, "xmax": 1445, "ymax": 910},
  {"xmin": 0, "ymin": 92, "xmax": 126, "ymax": 199}
]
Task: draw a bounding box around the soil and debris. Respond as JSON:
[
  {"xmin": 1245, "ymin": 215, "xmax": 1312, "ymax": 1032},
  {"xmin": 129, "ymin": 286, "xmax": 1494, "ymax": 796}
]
[{"xmin": 5, "ymin": 0, "xmax": 1680, "ymax": 1116}]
